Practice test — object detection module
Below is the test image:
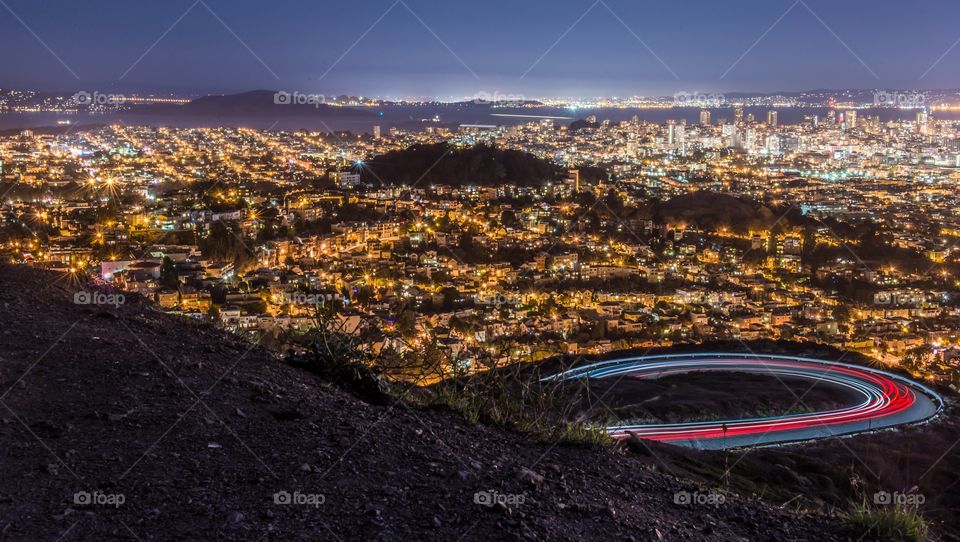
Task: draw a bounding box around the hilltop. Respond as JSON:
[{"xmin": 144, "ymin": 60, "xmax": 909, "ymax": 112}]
[
  {"xmin": 657, "ymin": 192, "xmax": 780, "ymax": 233},
  {"xmin": 0, "ymin": 264, "xmax": 848, "ymax": 541}
]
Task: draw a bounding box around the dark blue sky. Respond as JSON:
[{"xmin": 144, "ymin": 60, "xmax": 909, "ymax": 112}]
[{"xmin": 1, "ymin": 0, "xmax": 958, "ymax": 98}]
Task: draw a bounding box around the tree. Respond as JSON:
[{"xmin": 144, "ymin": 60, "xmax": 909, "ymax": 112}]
[
  {"xmin": 440, "ymin": 286, "xmax": 461, "ymax": 311},
  {"xmin": 159, "ymin": 256, "xmax": 179, "ymax": 289},
  {"xmin": 397, "ymin": 310, "xmax": 418, "ymax": 339}
]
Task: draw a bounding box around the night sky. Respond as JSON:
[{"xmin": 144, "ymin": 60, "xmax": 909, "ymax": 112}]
[{"xmin": 1, "ymin": 0, "xmax": 958, "ymax": 98}]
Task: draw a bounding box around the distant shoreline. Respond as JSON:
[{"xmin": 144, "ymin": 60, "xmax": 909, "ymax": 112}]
[{"xmin": 1, "ymin": 104, "xmax": 953, "ymax": 135}]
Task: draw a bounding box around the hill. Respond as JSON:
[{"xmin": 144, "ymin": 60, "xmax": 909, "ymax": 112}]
[
  {"xmin": 658, "ymin": 192, "xmax": 780, "ymax": 232},
  {"xmin": 358, "ymin": 143, "xmax": 562, "ymax": 187},
  {"xmin": 129, "ymin": 90, "xmax": 371, "ymax": 118},
  {"xmin": 0, "ymin": 265, "xmax": 845, "ymax": 541}
]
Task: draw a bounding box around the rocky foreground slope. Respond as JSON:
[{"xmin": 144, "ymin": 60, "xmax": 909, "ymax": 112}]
[{"xmin": 0, "ymin": 265, "xmax": 848, "ymax": 541}]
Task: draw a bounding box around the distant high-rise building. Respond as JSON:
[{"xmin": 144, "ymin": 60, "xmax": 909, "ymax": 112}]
[
  {"xmin": 666, "ymin": 120, "xmax": 686, "ymax": 151},
  {"xmin": 721, "ymin": 124, "xmax": 737, "ymax": 148},
  {"xmin": 373, "ymin": 125, "xmax": 381, "ymax": 139},
  {"xmin": 733, "ymin": 105, "xmax": 744, "ymax": 125},
  {"xmin": 744, "ymin": 127, "xmax": 756, "ymax": 150},
  {"xmin": 782, "ymin": 135, "xmax": 801, "ymax": 151},
  {"xmin": 765, "ymin": 135, "xmax": 780, "ymax": 154},
  {"xmin": 699, "ymin": 109, "xmax": 711, "ymax": 126},
  {"xmin": 916, "ymin": 110, "xmax": 929, "ymax": 135},
  {"xmin": 844, "ymin": 110, "xmax": 857, "ymax": 130},
  {"xmin": 567, "ymin": 169, "xmax": 581, "ymax": 192},
  {"xmin": 767, "ymin": 110, "xmax": 778, "ymax": 127}
]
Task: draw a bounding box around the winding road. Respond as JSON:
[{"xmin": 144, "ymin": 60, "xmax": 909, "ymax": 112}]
[{"xmin": 548, "ymin": 353, "xmax": 943, "ymax": 450}]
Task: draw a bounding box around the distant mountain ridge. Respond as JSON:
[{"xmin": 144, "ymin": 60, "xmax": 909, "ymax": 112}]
[
  {"xmin": 4, "ymin": 86, "xmax": 960, "ymax": 109},
  {"xmin": 129, "ymin": 90, "xmax": 373, "ymax": 117}
]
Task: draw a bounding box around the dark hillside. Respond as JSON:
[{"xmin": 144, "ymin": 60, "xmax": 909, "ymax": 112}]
[
  {"xmin": 0, "ymin": 265, "xmax": 845, "ymax": 541},
  {"xmin": 358, "ymin": 143, "xmax": 561, "ymax": 187}
]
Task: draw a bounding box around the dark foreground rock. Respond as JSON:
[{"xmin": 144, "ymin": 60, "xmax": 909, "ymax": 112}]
[{"xmin": 0, "ymin": 265, "xmax": 845, "ymax": 541}]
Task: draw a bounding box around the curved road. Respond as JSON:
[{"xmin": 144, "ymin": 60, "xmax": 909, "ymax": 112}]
[{"xmin": 548, "ymin": 353, "xmax": 943, "ymax": 450}]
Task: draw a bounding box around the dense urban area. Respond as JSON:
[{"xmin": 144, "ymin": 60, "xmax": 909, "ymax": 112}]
[{"xmin": 2, "ymin": 103, "xmax": 959, "ymax": 387}]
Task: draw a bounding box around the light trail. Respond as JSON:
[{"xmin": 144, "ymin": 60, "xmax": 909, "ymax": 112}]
[{"xmin": 547, "ymin": 353, "xmax": 943, "ymax": 449}]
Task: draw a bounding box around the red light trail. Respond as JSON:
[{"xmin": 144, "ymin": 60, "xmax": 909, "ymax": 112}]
[{"xmin": 549, "ymin": 354, "xmax": 942, "ymax": 449}]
